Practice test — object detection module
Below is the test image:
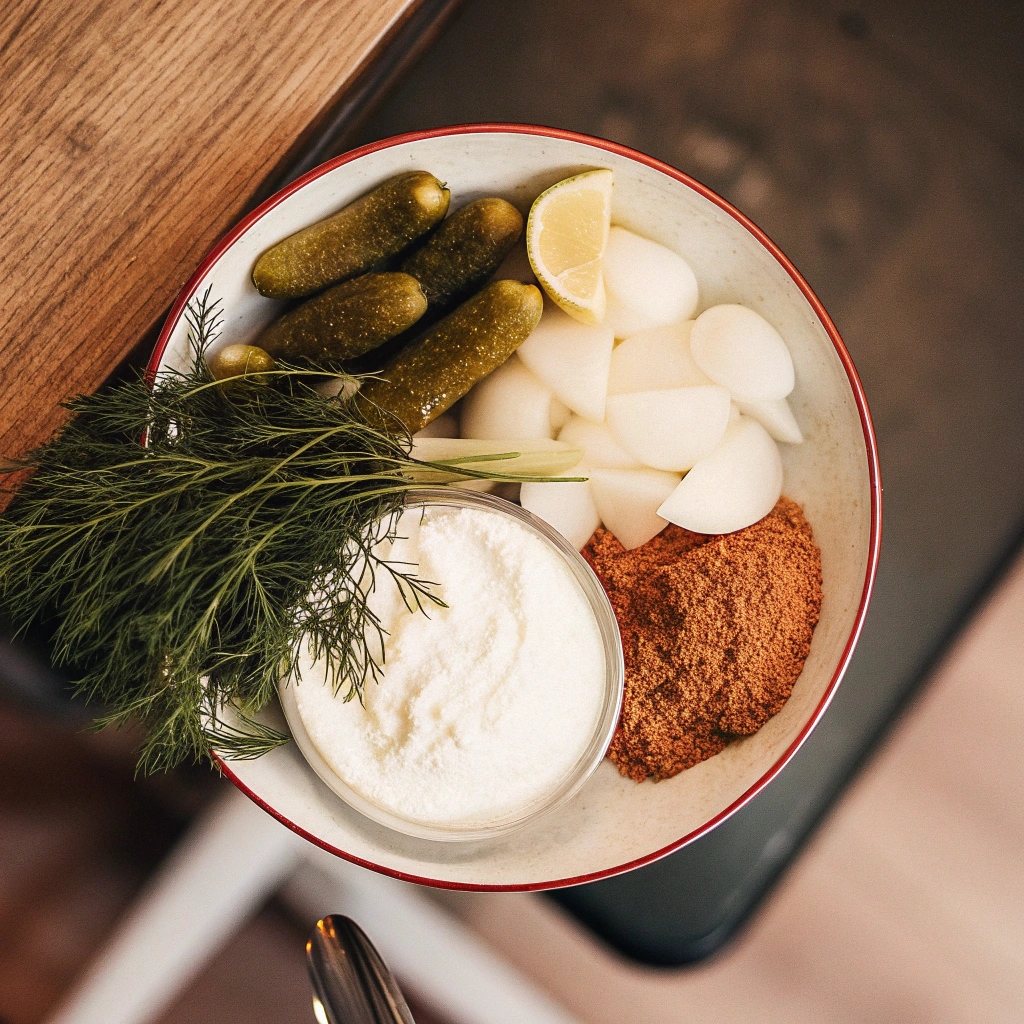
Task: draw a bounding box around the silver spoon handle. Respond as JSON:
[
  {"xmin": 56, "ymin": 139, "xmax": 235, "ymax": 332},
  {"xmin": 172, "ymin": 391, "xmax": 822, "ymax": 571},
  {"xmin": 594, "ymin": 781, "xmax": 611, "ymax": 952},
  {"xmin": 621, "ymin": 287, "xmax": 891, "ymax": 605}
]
[{"xmin": 306, "ymin": 915, "xmax": 416, "ymax": 1024}]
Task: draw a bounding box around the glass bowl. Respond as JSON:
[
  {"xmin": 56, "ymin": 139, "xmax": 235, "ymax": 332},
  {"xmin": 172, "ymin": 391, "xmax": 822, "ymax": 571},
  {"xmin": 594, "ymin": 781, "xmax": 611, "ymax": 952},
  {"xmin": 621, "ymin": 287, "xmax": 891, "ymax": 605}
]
[{"xmin": 277, "ymin": 487, "xmax": 625, "ymax": 843}]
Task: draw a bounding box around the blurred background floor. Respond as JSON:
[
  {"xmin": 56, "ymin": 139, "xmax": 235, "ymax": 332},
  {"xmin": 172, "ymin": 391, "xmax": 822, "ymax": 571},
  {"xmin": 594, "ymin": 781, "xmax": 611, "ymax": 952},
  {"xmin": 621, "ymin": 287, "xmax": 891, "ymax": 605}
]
[{"xmin": 4, "ymin": 0, "xmax": 1024, "ymax": 1021}]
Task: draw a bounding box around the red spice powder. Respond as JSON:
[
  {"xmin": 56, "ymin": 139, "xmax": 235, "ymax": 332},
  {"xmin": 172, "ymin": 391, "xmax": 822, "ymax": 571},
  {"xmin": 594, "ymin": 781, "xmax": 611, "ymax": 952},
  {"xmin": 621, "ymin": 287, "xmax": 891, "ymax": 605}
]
[{"xmin": 583, "ymin": 497, "xmax": 823, "ymax": 782}]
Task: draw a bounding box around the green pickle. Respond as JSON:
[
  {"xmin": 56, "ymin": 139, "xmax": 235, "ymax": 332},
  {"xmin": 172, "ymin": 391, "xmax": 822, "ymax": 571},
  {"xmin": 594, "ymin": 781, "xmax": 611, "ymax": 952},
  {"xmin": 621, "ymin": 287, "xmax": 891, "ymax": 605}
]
[
  {"xmin": 255, "ymin": 273, "xmax": 427, "ymax": 364},
  {"xmin": 400, "ymin": 197, "xmax": 524, "ymax": 308},
  {"xmin": 207, "ymin": 344, "xmax": 276, "ymax": 383},
  {"xmin": 252, "ymin": 171, "xmax": 450, "ymax": 300},
  {"xmin": 358, "ymin": 280, "xmax": 543, "ymax": 432}
]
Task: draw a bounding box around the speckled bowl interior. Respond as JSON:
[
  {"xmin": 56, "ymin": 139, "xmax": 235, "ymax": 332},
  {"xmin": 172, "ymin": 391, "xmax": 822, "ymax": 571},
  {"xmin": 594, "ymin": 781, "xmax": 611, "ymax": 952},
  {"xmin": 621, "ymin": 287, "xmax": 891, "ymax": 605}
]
[{"xmin": 152, "ymin": 126, "xmax": 880, "ymax": 891}]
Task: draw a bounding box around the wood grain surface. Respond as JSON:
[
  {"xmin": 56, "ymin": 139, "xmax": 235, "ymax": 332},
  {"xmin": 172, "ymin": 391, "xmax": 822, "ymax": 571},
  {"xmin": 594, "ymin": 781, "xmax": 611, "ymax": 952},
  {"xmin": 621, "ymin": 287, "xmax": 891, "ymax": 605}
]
[{"xmin": 0, "ymin": 0, "xmax": 422, "ymax": 466}]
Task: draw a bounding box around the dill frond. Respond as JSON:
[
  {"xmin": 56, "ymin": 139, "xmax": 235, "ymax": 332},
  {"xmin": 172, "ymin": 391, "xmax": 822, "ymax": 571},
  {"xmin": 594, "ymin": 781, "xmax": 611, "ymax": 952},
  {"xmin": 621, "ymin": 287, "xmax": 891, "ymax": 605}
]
[{"xmin": 0, "ymin": 289, "xmax": 569, "ymax": 774}]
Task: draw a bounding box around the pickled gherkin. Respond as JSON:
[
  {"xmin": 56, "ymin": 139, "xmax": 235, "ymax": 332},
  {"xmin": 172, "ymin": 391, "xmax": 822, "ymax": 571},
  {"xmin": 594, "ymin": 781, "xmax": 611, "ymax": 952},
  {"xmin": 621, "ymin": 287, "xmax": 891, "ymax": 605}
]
[
  {"xmin": 400, "ymin": 197, "xmax": 523, "ymax": 308},
  {"xmin": 207, "ymin": 344, "xmax": 276, "ymax": 383},
  {"xmin": 358, "ymin": 280, "xmax": 543, "ymax": 432},
  {"xmin": 252, "ymin": 171, "xmax": 450, "ymax": 300},
  {"xmin": 255, "ymin": 273, "xmax": 427, "ymax": 364}
]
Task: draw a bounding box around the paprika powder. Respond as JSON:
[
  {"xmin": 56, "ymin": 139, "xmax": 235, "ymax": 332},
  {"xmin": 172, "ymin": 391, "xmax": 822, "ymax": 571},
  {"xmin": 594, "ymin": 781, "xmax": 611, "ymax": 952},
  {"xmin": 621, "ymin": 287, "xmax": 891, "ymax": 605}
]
[{"xmin": 583, "ymin": 497, "xmax": 823, "ymax": 782}]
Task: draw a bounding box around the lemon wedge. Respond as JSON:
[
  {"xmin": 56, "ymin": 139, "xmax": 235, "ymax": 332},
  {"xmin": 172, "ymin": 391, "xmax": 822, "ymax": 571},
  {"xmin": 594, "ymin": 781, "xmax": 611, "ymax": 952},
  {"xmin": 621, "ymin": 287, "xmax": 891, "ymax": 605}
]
[{"xmin": 527, "ymin": 169, "xmax": 613, "ymax": 325}]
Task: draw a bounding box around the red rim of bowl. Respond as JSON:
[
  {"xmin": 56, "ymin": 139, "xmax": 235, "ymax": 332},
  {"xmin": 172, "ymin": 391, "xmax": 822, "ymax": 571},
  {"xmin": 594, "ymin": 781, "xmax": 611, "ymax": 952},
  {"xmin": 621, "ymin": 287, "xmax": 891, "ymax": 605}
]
[{"xmin": 149, "ymin": 122, "xmax": 883, "ymax": 893}]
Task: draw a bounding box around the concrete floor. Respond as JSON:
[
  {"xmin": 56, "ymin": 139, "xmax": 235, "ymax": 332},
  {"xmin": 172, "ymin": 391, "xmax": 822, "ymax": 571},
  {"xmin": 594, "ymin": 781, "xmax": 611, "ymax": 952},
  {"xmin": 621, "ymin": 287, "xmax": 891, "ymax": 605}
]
[{"xmin": 3, "ymin": 0, "xmax": 1024, "ymax": 1021}]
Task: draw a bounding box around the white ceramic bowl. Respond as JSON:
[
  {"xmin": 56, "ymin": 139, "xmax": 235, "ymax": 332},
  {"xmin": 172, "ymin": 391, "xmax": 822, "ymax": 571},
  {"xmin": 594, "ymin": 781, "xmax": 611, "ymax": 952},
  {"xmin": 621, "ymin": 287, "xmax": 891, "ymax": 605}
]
[{"xmin": 151, "ymin": 124, "xmax": 881, "ymax": 891}]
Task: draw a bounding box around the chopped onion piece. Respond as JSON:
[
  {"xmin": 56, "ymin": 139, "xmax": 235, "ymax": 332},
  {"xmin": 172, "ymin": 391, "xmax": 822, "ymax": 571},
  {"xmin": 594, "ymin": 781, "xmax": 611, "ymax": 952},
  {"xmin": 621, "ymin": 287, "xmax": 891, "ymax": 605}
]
[
  {"xmin": 735, "ymin": 396, "xmax": 804, "ymax": 444},
  {"xmin": 589, "ymin": 468, "xmax": 680, "ymax": 550},
  {"xmin": 607, "ymin": 320, "xmax": 710, "ymax": 395},
  {"xmin": 606, "ymin": 386, "xmax": 731, "ymax": 471},
  {"xmin": 603, "ymin": 227, "xmax": 699, "ymax": 337},
  {"xmin": 460, "ymin": 355, "xmax": 558, "ymax": 440},
  {"xmin": 520, "ymin": 480, "xmax": 600, "ymax": 550},
  {"xmin": 657, "ymin": 417, "xmax": 783, "ymax": 533},
  {"xmin": 517, "ymin": 303, "xmax": 614, "ymax": 422},
  {"xmin": 690, "ymin": 304, "xmax": 795, "ymax": 401},
  {"xmin": 557, "ymin": 415, "xmax": 639, "ymax": 469}
]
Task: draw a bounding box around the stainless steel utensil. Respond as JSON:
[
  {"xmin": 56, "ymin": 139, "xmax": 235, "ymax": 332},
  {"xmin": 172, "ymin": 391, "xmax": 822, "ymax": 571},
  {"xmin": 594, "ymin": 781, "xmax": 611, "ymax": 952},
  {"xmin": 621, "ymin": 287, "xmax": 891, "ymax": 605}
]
[{"xmin": 306, "ymin": 915, "xmax": 416, "ymax": 1024}]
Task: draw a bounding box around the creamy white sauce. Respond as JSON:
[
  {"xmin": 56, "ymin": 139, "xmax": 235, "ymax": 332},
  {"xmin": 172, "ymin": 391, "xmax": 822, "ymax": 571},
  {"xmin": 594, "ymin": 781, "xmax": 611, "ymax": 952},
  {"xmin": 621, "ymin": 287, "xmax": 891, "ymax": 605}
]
[{"xmin": 293, "ymin": 503, "xmax": 606, "ymax": 828}]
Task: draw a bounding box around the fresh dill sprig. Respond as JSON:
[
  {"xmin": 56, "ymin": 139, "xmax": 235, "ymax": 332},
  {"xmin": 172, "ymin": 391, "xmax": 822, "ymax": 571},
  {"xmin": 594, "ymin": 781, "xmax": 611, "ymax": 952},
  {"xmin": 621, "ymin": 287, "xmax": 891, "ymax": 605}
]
[{"xmin": 0, "ymin": 288, "xmax": 574, "ymax": 774}]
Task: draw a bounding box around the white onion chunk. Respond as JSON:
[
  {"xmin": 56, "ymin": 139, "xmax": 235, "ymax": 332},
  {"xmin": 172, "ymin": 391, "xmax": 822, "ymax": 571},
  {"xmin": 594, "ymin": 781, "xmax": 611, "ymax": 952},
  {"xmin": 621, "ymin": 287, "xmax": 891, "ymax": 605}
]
[
  {"xmin": 520, "ymin": 480, "xmax": 600, "ymax": 550},
  {"xmin": 602, "ymin": 227, "xmax": 699, "ymax": 338},
  {"xmin": 657, "ymin": 416, "xmax": 783, "ymax": 533},
  {"xmin": 589, "ymin": 468, "xmax": 680, "ymax": 550},
  {"xmin": 735, "ymin": 396, "xmax": 804, "ymax": 444},
  {"xmin": 460, "ymin": 355, "xmax": 557, "ymax": 440},
  {"xmin": 517, "ymin": 304, "xmax": 614, "ymax": 422},
  {"xmin": 606, "ymin": 386, "xmax": 731, "ymax": 471},
  {"xmin": 607, "ymin": 321, "xmax": 710, "ymax": 395},
  {"xmin": 557, "ymin": 415, "xmax": 640, "ymax": 469},
  {"xmin": 690, "ymin": 304, "xmax": 795, "ymax": 402}
]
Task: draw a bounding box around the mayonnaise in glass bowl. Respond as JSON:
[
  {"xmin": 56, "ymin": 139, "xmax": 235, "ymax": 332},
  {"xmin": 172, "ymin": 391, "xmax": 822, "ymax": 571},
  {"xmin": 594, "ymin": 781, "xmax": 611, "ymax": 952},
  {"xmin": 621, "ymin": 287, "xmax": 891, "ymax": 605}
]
[{"xmin": 278, "ymin": 487, "xmax": 625, "ymax": 843}]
